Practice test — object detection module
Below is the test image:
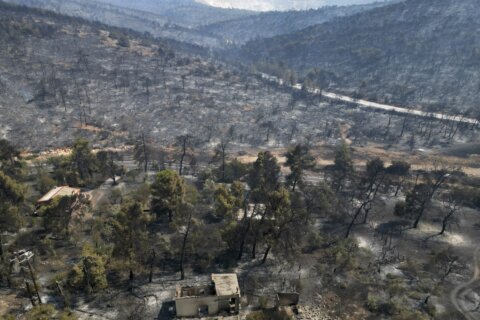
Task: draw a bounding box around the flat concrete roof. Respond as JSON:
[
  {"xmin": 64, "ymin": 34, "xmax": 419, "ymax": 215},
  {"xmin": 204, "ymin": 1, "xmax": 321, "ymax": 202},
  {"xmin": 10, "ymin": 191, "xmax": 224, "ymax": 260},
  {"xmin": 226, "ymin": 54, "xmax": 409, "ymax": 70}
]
[{"xmin": 212, "ymin": 274, "xmax": 240, "ymax": 297}]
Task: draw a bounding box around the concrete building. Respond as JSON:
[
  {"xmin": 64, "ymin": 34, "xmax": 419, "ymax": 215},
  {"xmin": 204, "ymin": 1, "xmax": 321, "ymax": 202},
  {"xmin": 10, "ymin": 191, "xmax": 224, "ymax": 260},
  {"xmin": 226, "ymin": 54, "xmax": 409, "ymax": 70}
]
[{"xmin": 175, "ymin": 274, "xmax": 240, "ymax": 318}]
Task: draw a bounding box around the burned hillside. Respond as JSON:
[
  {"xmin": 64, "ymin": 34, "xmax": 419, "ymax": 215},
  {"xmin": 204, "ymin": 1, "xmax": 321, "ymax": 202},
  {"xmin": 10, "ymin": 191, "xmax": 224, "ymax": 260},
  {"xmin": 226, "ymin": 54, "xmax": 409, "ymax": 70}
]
[
  {"xmin": 1, "ymin": 3, "xmax": 480, "ymax": 320},
  {"xmin": 1, "ymin": 2, "xmax": 479, "ymax": 157}
]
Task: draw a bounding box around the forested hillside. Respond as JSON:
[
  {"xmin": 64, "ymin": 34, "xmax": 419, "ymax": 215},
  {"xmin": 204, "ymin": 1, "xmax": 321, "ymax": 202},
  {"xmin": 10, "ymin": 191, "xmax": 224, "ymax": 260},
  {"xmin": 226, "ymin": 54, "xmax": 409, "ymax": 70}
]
[
  {"xmin": 5, "ymin": 0, "xmax": 396, "ymax": 48},
  {"xmin": 4, "ymin": 0, "xmax": 227, "ymax": 47},
  {"xmin": 240, "ymin": 0, "xmax": 480, "ymax": 114},
  {"xmin": 198, "ymin": 0, "xmax": 391, "ymax": 11},
  {"xmin": 199, "ymin": 2, "xmax": 386, "ymax": 44},
  {"xmin": 93, "ymin": 0, "xmax": 254, "ymax": 27}
]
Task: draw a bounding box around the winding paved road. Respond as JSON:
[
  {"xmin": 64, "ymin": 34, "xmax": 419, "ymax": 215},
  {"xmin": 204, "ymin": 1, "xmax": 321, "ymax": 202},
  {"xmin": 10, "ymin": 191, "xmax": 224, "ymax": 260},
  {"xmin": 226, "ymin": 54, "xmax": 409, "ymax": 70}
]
[{"xmin": 260, "ymin": 73, "xmax": 479, "ymax": 125}]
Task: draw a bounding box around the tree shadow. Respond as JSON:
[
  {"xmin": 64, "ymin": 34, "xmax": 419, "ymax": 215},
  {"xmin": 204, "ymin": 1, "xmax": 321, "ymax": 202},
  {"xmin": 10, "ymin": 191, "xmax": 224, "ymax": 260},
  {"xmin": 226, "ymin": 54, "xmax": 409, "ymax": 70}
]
[{"xmin": 157, "ymin": 300, "xmax": 175, "ymax": 320}]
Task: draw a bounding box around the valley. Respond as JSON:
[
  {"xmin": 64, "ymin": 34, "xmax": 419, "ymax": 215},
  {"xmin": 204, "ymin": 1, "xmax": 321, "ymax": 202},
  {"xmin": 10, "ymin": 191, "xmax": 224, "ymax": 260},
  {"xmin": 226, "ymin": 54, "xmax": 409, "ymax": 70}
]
[{"xmin": 0, "ymin": 1, "xmax": 480, "ymax": 320}]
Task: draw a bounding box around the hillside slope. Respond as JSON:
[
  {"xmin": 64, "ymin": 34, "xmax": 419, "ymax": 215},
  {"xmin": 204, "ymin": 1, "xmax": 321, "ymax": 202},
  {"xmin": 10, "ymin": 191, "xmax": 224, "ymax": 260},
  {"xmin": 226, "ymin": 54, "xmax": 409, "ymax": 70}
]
[
  {"xmin": 198, "ymin": 0, "xmax": 390, "ymax": 11},
  {"xmin": 240, "ymin": 0, "xmax": 480, "ymax": 113},
  {"xmin": 93, "ymin": 0, "xmax": 255, "ymax": 27},
  {"xmin": 0, "ymin": 2, "xmax": 331, "ymax": 151},
  {"xmin": 5, "ymin": 0, "xmax": 227, "ymax": 47},
  {"xmin": 1, "ymin": 0, "xmax": 477, "ymax": 154},
  {"xmin": 200, "ymin": 2, "xmax": 388, "ymax": 44}
]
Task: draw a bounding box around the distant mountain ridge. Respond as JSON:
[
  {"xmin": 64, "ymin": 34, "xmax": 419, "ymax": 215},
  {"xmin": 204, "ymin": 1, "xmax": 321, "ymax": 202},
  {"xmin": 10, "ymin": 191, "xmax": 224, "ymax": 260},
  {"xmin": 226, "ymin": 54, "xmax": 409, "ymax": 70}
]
[
  {"xmin": 239, "ymin": 0, "xmax": 480, "ymax": 113},
  {"xmin": 4, "ymin": 0, "xmax": 227, "ymax": 47},
  {"xmin": 6, "ymin": 0, "xmax": 393, "ymax": 48},
  {"xmin": 93, "ymin": 0, "xmax": 255, "ymax": 27},
  {"xmin": 197, "ymin": 0, "xmax": 390, "ymax": 11}
]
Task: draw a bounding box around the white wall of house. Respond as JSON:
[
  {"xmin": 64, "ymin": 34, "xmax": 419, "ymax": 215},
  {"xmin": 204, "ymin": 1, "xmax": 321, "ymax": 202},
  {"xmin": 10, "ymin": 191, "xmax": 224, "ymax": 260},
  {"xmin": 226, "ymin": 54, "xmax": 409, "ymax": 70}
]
[{"xmin": 175, "ymin": 296, "xmax": 219, "ymax": 317}]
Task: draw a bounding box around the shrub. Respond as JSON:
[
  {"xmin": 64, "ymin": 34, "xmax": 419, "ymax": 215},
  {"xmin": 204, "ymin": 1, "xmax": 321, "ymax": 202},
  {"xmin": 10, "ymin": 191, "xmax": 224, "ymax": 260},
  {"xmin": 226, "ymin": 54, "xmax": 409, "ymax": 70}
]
[
  {"xmin": 382, "ymin": 299, "xmax": 402, "ymax": 315},
  {"xmin": 407, "ymin": 290, "xmax": 424, "ymax": 300},
  {"xmin": 423, "ymin": 303, "xmax": 437, "ymax": 317},
  {"xmin": 386, "ymin": 278, "xmax": 406, "ymax": 296},
  {"xmin": 366, "ymin": 293, "xmax": 381, "ymax": 313},
  {"xmin": 23, "ymin": 304, "xmax": 78, "ymax": 320}
]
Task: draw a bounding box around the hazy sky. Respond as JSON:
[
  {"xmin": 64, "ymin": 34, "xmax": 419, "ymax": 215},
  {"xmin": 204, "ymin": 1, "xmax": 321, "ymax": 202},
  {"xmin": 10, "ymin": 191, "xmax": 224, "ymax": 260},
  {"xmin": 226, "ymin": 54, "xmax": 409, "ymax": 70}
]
[{"xmin": 196, "ymin": 0, "xmax": 384, "ymax": 11}]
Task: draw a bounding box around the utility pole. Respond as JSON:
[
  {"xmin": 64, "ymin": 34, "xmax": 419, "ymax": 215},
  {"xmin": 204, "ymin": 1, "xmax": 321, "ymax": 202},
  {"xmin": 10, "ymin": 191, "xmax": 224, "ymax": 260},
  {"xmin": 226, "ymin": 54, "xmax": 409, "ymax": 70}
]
[
  {"xmin": 26, "ymin": 258, "xmax": 43, "ymax": 304},
  {"xmin": 25, "ymin": 281, "xmax": 36, "ymax": 306},
  {"xmin": 12, "ymin": 250, "xmax": 42, "ymax": 305}
]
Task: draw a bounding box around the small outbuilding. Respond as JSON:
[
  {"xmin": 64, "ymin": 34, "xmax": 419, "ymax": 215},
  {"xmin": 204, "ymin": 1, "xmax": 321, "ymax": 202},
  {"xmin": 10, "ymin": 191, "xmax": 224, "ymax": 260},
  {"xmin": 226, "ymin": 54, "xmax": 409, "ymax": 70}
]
[{"xmin": 174, "ymin": 273, "xmax": 241, "ymax": 318}]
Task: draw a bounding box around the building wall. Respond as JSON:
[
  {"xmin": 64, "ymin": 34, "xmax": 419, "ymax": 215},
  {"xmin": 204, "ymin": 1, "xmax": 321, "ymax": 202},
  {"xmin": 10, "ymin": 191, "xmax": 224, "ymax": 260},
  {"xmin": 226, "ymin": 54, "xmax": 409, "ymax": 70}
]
[
  {"xmin": 175, "ymin": 296, "xmax": 219, "ymax": 317},
  {"xmin": 175, "ymin": 294, "xmax": 240, "ymax": 317}
]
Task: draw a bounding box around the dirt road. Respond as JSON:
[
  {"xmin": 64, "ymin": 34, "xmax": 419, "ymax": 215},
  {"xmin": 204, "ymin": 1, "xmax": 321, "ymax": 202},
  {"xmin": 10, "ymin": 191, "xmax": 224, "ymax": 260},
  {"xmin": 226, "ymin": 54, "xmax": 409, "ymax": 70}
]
[{"xmin": 451, "ymin": 247, "xmax": 480, "ymax": 319}]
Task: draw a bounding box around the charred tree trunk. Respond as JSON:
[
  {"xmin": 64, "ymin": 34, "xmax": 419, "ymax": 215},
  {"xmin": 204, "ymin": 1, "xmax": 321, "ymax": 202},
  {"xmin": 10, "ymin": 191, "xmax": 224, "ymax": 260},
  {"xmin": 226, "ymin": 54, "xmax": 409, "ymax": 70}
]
[
  {"xmin": 412, "ymin": 200, "xmax": 428, "ymax": 229},
  {"xmin": 261, "ymin": 245, "xmax": 272, "ymax": 264},
  {"xmin": 0, "ymin": 237, "xmax": 3, "ymax": 262},
  {"xmin": 345, "ymin": 205, "xmax": 364, "ymax": 239},
  {"xmin": 142, "ymin": 133, "xmax": 148, "ymax": 174},
  {"xmin": 439, "ymin": 208, "xmax": 457, "ymax": 235},
  {"xmin": 238, "ymin": 204, "xmax": 255, "ymax": 260},
  {"xmin": 149, "ymin": 249, "xmax": 156, "ymax": 283},
  {"xmin": 399, "ymin": 116, "xmax": 408, "ymax": 138},
  {"xmin": 179, "ymin": 137, "xmax": 188, "ymax": 176},
  {"xmin": 291, "ymin": 177, "xmax": 298, "ymax": 192},
  {"xmin": 179, "ymin": 212, "xmax": 193, "ymax": 280},
  {"xmin": 129, "ymin": 268, "xmax": 134, "ymax": 291},
  {"xmin": 251, "ymin": 209, "xmax": 267, "ymax": 259}
]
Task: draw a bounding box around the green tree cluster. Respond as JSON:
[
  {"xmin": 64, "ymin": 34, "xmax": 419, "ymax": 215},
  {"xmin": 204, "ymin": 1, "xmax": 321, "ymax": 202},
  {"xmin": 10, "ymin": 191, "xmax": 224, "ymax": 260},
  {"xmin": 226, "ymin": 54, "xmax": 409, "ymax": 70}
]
[
  {"xmin": 37, "ymin": 195, "xmax": 81, "ymax": 238},
  {"xmin": 248, "ymin": 151, "xmax": 280, "ymax": 202},
  {"xmin": 213, "ymin": 182, "xmax": 244, "ymax": 220},
  {"xmin": 110, "ymin": 201, "xmax": 151, "ymax": 282},
  {"xmin": 332, "ymin": 140, "xmax": 354, "ymax": 190},
  {"xmin": 0, "ymin": 139, "xmax": 23, "ymax": 178},
  {"xmin": 284, "ymin": 144, "xmax": 315, "ymax": 191},
  {"xmin": 50, "ymin": 139, "xmax": 123, "ymax": 187},
  {"xmin": 68, "ymin": 245, "xmax": 108, "ymax": 294},
  {"xmin": 151, "ymin": 169, "xmax": 185, "ymax": 221},
  {"xmin": 0, "ymin": 170, "xmax": 25, "ymax": 233}
]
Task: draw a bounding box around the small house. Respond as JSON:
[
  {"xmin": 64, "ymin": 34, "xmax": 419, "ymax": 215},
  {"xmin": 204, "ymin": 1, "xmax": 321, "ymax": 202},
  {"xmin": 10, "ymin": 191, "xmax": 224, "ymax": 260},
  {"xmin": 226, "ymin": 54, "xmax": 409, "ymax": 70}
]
[
  {"xmin": 174, "ymin": 274, "xmax": 241, "ymax": 318},
  {"xmin": 36, "ymin": 186, "xmax": 81, "ymax": 207}
]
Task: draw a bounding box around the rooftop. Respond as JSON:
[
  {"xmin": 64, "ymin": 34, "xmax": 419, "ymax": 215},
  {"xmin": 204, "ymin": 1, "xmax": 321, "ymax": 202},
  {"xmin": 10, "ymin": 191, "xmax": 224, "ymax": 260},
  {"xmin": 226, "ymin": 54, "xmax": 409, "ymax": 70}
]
[
  {"xmin": 212, "ymin": 274, "xmax": 240, "ymax": 297},
  {"xmin": 175, "ymin": 274, "xmax": 240, "ymax": 299},
  {"xmin": 176, "ymin": 284, "xmax": 214, "ymax": 298},
  {"xmin": 37, "ymin": 186, "xmax": 81, "ymax": 203}
]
